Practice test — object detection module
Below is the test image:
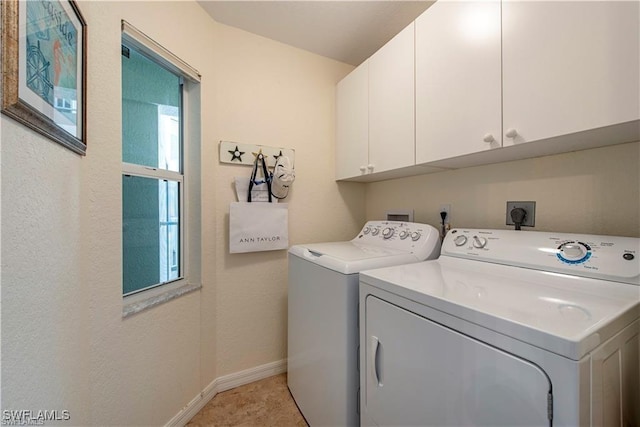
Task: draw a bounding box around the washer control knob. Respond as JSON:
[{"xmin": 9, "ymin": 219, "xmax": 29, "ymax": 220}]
[
  {"xmin": 560, "ymin": 243, "xmax": 586, "ymax": 260},
  {"xmin": 363, "ymin": 226, "xmax": 371, "ymax": 235},
  {"xmin": 411, "ymin": 232, "xmax": 421, "ymax": 241},
  {"xmin": 371, "ymin": 228, "xmax": 380, "ymax": 236},
  {"xmin": 382, "ymin": 227, "xmax": 394, "ymax": 239},
  {"xmin": 454, "ymin": 235, "xmax": 468, "ymax": 246},
  {"xmin": 399, "ymin": 230, "xmax": 410, "ymax": 240},
  {"xmin": 473, "ymin": 236, "xmax": 487, "ymax": 249}
]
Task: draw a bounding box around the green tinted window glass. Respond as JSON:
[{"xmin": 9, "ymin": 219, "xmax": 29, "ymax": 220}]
[
  {"xmin": 122, "ymin": 175, "xmax": 180, "ymax": 295},
  {"xmin": 122, "ymin": 47, "xmax": 181, "ymax": 172}
]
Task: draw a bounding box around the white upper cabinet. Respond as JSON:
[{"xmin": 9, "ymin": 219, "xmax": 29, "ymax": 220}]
[
  {"xmin": 336, "ymin": 61, "xmax": 369, "ymax": 180},
  {"xmin": 335, "ymin": 0, "xmax": 639, "ymax": 182},
  {"xmin": 368, "ymin": 22, "xmax": 415, "ymax": 174},
  {"xmin": 416, "ymin": 1, "xmax": 502, "ymax": 164},
  {"xmin": 502, "ymin": 1, "xmax": 640, "ymax": 146}
]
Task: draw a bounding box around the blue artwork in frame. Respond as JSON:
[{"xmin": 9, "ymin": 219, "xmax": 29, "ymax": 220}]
[
  {"xmin": 1, "ymin": 0, "xmax": 87, "ymax": 155},
  {"xmin": 25, "ymin": 0, "xmax": 78, "ymax": 109}
]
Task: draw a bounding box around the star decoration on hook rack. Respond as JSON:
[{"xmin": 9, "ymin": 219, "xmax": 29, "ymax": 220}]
[
  {"xmin": 252, "ymin": 148, "xmax": 265, "ymax": 161},
  {"xmin": 219, "ymin": 141, "xmax": 295, "ymax": 167},
  {"xmin": 228, "ymin": 145, "xmax": 245, "ymax": 162}
]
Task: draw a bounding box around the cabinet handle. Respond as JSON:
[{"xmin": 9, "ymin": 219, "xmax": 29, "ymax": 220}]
[
  {"xmin": 483, "ymin": 133, "xmax": 495, "ymax": 143},
  {"xmin": 367, "ymin": 164, "xmax": 375, "ymax": 172},
  {"xmin": 359, "ymin": 166, "xmax": 366, "ymax": 173},
  {"xmin": 505, "ymin": 128, "xmax": 518, "ymax": 138}
]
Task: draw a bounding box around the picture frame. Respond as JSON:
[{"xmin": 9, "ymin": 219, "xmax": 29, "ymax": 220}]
[{"xmin": 1, "ymin": 0, "xmax": 87, "ymax": 155}]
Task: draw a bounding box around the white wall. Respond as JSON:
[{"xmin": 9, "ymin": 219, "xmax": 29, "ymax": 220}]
[
  {"xmin": 366, "ymin": 141, "xmax": 640, "ymax": 237},
  {"xmin": 1, "ymin": 0, "xmax": 362, "ymax": 424}
]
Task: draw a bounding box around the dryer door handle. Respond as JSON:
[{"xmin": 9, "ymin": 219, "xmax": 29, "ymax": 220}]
[{"xmin": 370, "ymin": 335, "xmax": 383, "ymax": 387}]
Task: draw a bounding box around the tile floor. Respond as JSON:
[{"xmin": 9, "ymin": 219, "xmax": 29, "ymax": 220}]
[{"xmin": 187, "ymin": 373, "xmax": 308, "ymax": 426}]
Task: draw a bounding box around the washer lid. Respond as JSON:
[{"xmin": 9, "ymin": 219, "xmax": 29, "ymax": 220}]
[
  {"xmin": 360, "ymin": 257, "xmax": 640, "ymax": 360},
  {"xmin": 289, "ymin": 242, "xmax": 418, "ymax": 275}
]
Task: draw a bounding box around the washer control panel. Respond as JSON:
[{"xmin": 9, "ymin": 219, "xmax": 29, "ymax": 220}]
[
  {"xmin": 442, "ymin": 229, "xmax": 640, "ymax": 285},
  {"xmin": 355, "ymin": 221, "xmax": 440, "ymax": 260}
]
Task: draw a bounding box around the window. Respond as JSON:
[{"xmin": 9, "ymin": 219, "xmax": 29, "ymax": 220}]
[{"xmin": 121, "ymin": 22, "xmax": 201, "ymax": 299}]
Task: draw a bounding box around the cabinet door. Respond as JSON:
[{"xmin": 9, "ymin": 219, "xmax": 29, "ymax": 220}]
[
  {"xmin": 502, "ymin": 1, "xmax": 640, "ymax": 146},
  {"xmin": 415, "ymin": 1, "xmax": 502, "ymax": 164},
  {"xmin": 363, "ymin": 296, "xmax": 551, "ymax": 426},
  {"xmin": 368, "ymin": 22, "xmax": 415, "ymax": 174},
  {"xmin": 336, "ymin": 62, "xmax": 369, "ymax": 180}
]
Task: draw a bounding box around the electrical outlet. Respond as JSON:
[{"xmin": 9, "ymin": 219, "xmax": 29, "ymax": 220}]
[
  {"xmin": 439, "ymin": 204, "xmax": 451, "ymax": 225},
  {"xmin": 506, "ymin": 201, "xmax": 536, "ymax": 227}
]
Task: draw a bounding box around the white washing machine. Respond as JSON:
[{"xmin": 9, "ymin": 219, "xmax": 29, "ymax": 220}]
[
  {"xmin": 287, "ymin": 220, "xmax": 441, "ymax": 427},
  {"xmin": 359, "ymin": 229, "xmax": 640, "ymax": 426}
]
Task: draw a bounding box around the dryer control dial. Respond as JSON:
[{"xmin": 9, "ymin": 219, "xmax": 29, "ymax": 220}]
[
  {"xmin": 399, "ymin": 230, "xmax": 410, "ymax": 240},
  {"xmin": 371, "ymin": 228, "xmax": 380, "ymax": 236},
  {"xmin": 382, "ymin": 227, "xmax": 394, "ymax": 239},
  {"xmin": 557, "ymin": 241, "xmax": 592, "ymax": 264},
  {"xmin": 473, "ymin": 236, "xmax": 487, "ymax": 249},
  {"xmin": 454, "ymin": 235, "xmax": 468, "ymax": 246},
  {"xmin": 411, "ymin": 232, "xmax": 421, "ymax": 241},
  {"xmin": 562, "ymin": 244, "xmax": 585, "ymax": 259},
  {"xmin": 363, "ymin": 227, "xmax": 371, "ymax": 235}
]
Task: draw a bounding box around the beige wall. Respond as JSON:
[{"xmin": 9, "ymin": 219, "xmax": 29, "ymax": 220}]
[
  {"xmin": 0, "ymin": 0, "xmax": 363, "ymax": 425},
  {"xmin": 366, "ymin": 141, "xmax": 640, "ymax": 237},
  {"xmin": 1, "ymin": 119, "xmax": 91, "ymax": 423},
  {"xmin": 212, "ymin": 24, "xmax": 363, "ymax": 375},
  {"xmin": 82, "ymin": 2, "xmax": 216, "ymax": 424}
]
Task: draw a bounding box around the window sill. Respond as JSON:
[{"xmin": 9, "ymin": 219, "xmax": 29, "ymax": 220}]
[{"xmin": 123, "ymin": 282, "xmax": 201, "ymax": 318}]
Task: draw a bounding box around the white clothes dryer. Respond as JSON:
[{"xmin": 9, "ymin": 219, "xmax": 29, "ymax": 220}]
[
  {"xmin": 287, "ymin": 221, "xmax": 441, "ymax": 427},
  {"xmin": 359, "ymin": 229, "xmax": 640, "ymax": 426}
]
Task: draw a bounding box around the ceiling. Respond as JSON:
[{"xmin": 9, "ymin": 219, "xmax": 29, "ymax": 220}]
[{"xmin": 197, "ymin": 1, "xmax": 434, "ymax": 66}]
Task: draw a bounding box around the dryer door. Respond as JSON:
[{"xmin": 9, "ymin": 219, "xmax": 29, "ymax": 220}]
[{"xmin": 363, "ymin": 296, "xmax": 552, "ymax": 426}]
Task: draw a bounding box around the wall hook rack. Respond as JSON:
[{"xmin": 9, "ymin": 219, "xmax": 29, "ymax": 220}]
[{"xmin": 219, "ymin": 141, "xmax": 295, "ymax": 168}]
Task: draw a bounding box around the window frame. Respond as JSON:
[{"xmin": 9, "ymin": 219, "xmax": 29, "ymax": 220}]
[{"xmin": 120, "ymin": 20, "xmax": 201, "ymax": 310}]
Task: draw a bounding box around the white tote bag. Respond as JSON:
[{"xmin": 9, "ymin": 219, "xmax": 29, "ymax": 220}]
[{"xmin": 229, "ymin": 202, "xmax": 289, "ymax": 253}]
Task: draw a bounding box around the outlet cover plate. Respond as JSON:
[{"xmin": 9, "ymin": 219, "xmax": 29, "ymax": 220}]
[
  {"xmin": 506, "ymin": 201, "xmax": 536, "ymax": 227},
  {"xmin": 439, "ymin": 204, "xmax": 451, "ymax": 225}
]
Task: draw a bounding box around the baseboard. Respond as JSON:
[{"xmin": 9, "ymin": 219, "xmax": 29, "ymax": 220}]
[
  {"xmin": 165, "ymin": 359, "xmax": 287, "ymax": 427},
  {"xmin": 165, "ymin": 386, "xmax": 214, "ymax": 427},
  {"xmin": 216, "ymin": 359, "xmax": 287, "ymax": 393}
]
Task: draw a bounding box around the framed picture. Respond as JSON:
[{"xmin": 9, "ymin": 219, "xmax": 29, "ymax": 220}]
[{"xmin": 1, "ymin": 0, "xmax": 87, "ymax": 155}]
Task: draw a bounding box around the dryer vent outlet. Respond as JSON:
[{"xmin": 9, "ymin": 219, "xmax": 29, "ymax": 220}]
[{"xmin": 506, "ymin": 201, "xmax": 536, "ymax": 228}]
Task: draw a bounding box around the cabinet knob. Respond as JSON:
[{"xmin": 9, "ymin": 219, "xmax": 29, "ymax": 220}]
[
  {"xmin": 360, "ymin": 166, "xmax": 366, "ymax": 172},
  {"xmin": 505, "ymin": 128, "xmax": 518, "ymax": 138},
  {"xmin": 483, "ymin": 134, "xmax": 495, "ymax": 143},
  {"xmin": 367, "ymin": 164, "xmax": 375, "ymax": 171}
]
